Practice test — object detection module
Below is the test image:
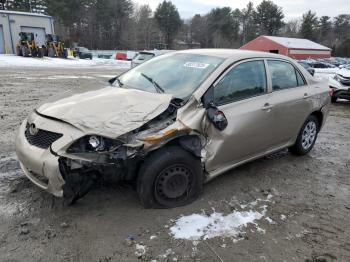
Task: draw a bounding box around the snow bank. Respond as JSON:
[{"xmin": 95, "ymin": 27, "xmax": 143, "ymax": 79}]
[
  {"xmin": 170, "ymin": 196, "xmax": 272, "ymax": 241},
  {"xmin": 0, "ymin": 55, "xmax": 131, "ymax": 69}
]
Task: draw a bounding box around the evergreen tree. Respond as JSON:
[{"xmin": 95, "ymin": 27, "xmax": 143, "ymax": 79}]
[
  {"xmin": 255, "ymin": 0, "xmax": 284, "ymax": 35},
  {"xmin": 334, "ymin": 14, "xmax": 350, "ymax": 42},
  {"xmin": 300, "ymin": 10, "xmax": 318, "ymax": 41},
  {"xmin": 154, "ymin": 0, "xmax": 182, "ymax": 48},
  {"xmin": 241, "ymin": 2, "xmax": 258, "ymax": 44}
]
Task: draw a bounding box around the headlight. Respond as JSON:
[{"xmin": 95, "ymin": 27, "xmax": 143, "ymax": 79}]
[{"xmin": 67, "ymin": 135, "xmax": 123, "ymax": 153}]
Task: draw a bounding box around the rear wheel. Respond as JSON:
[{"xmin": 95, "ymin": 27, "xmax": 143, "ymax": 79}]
[
  {"xmin": 31, "ymin": 47, "xmax": 38, "ymax": 57},
  {"xmin": 48, "ymin": 47, "xmax": 55, "ymax": 57},
  {"xmin": 137, "ymin": 146, "xmax": 203, "ymax": 208},
  {"xmin": 37, "ymin": 48, "xmax": 43, "ymax": 58},
  {"xmin": 289, "ymin": 115, "xmax": 319, "ymax": 155},
  {"xmin": 61, "ymin": 49, "xmax": 68, "ymax": 59}
]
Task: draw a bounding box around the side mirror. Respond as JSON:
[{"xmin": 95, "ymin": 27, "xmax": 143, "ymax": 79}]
[
  {"xmin": 108, "ymin": 76, "xmax": 117, "ymax": 85},
  {"xmin": 206, "ymin": 103, "xmax": 228, "ymax": 131},
  {"xmin": 202, "ymin": 86, "xmax": 228, "ymax": 131},
  {"xmin": 307, "ymin": 68, "xmax": 315, "ymax": 76}
]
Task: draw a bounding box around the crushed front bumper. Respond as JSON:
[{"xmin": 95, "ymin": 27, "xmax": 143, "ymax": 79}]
[
  {"xmin": 15, "ymin": 119, "xmax": 65, "ymax": 197},
  {"xmin": 15, "ymin": 112, "xmax": 142, "ymax": 201},
  {"xmin": 15, "ymin": 112, "xmax": 85, "ymax": 197}
]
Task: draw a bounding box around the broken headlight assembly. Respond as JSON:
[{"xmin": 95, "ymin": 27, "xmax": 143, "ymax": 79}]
[{"xmin": 67, "ymin": 135, "xmax": 123, "ymax": 153}]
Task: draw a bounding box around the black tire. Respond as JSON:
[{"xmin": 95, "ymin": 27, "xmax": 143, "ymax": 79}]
[
  {"xmin": 289, "ymin": 115, "xmax": 319, "ymax": 156},
  {"xmin": 21, "ymin": 46, "xmax": 29, "ymax": 57},
  {"xmin": 48, "ymin": 47, "xmax": 55, "ymax": 57},
  {"xmin": 41, "ymin": 47, "xmax": 48, "ymax": 57},
  {"xmin": 61, "ymin": 49, "xmax": 68, "ymax": 59},
  {"xmin": 31, "ymin": 48, "xmax": 38, "ymax": 57},
  {"xmin": 16, "ymin": 46, "xmax": 22, "ymax": 56},
  {"xmin": 37, "ymin": 48, "xmax": 44, "ymax": 58},
  {"xmin": 331, "ymin": 96, "xmax": 337, "ymax": 103},
  {"xmin": 137, "ymin": 146, "xmax": 203, "ymax": 208}
]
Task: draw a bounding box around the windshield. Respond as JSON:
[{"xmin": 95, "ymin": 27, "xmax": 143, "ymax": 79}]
[
  {"xmin": 118, "ymin": 53, "xmax": 224, "ymax": 99},
  {"xmin": 52, "ymin": 35, "xmax": 60, "ymax": 42},
  {"xmin": 79, "ymin": 47, "xmax": 89, "ymax": 52},
  {"xmin": 134, "ymin": 52, "xmax": 155, "ymax": 61}
]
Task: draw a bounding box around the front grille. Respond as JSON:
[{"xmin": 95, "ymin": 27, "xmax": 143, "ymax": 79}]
[{"xmin": 25, "ymin": 123, "xmax": 63, "ymax": 149}]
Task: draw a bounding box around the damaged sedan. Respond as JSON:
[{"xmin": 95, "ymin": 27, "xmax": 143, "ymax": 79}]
[{"xmin": 16, "ymin": 49, "xmax": 331, "ymax": 208}]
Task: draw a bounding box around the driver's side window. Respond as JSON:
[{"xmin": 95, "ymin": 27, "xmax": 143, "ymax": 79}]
[{"xmin": 214, "ymin": 60, "xmax": 267, "ymax": 105}]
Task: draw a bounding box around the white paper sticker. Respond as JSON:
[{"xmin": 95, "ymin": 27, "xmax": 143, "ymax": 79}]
[{"xmin": 184, "ymin": 62, "xmax": 210, "ymax": 69}]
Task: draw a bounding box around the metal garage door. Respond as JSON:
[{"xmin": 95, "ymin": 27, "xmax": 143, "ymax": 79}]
[
  {"xmin": 0, "ymin": 25, "xmax": 4, "ymax": 54},
  {"xmin": 20, "ymin": 26, "xmax": 46, "ymax": 46}
]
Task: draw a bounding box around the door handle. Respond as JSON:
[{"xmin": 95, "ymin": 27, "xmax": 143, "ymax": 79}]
[
  {"xmin": 261, "ymin": 103, "xmax": 274, "ymax": 111},
  {"xmin": 303, "ymin": 93, "xmax": 311, "ymax": 99}
]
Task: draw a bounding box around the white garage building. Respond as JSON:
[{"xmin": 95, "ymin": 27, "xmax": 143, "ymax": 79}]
[{"xmin": 0, "ymin": 10, "xmax": 54, "ymax": 54}]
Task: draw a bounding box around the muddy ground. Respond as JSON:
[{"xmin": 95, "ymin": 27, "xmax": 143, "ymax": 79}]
[{"xmin": 0, "ymin": 67, "xmax": 349, "ymax": 262}]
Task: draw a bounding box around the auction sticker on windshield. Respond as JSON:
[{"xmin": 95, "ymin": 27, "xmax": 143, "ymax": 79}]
[{"xmin": 184, "ymin": 62, "xmax": 210, "ymax": 69}]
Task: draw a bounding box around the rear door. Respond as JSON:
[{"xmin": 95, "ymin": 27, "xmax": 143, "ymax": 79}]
[
  {"xmin": 265, "ymin": 59, "xmax": 314, "ymax": 146},
  {"xmin": 21, "ymin": 26, "xmax": 46, "ymax": 46},
  {"xmin": 205, "ymin": 59, "xmax": 277, "ymax": 172}
]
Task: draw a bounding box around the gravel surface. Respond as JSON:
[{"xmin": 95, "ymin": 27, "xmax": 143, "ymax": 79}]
[{"xmin": 0, "ymin": 67, "xmax": 349, "ymax": 262}]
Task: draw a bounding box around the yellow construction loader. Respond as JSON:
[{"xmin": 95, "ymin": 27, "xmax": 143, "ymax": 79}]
[
  {"xmin": 16, "ymin": 32, "xmax": 42, "ymax": 57},
  {"xmin": 41, "ymin": 34, "xmax": 67, "ymax": 58}
]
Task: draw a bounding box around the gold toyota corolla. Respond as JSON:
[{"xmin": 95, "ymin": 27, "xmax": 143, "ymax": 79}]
[{"xmin": 16, "ymin": 49, "xmax": 331, "ymax": 208}]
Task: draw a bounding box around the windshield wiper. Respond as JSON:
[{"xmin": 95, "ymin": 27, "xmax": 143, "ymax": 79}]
[{"xmin": 140, "ymin": 73, "xmax": 164, "ymax": 94}]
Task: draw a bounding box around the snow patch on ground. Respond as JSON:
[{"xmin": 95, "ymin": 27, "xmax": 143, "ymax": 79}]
[
  {"xmin": 0, "ymin": 55, "xmax": 131, "ymax": 68},
  {"xmin": 14, "ymin": 75, "xmax": 95, "ymax": 80},
  {"xmin": 170, "ymin": 196, "xmax": 272, "ymax": 241}
]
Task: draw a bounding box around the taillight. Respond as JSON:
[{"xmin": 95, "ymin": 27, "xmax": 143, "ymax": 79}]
[{"xmin": 328, "ymin": 87, "xmax": 334, "ymax": 97}]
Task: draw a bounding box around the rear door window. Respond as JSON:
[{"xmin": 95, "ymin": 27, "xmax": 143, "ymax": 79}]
[
  {"xmin": 268, "ymin": 60, "xmax": 305, "ymax": 91},
  {"xmin": 214, "ymin": 60, "xmax": 267, "ymax": 105}
]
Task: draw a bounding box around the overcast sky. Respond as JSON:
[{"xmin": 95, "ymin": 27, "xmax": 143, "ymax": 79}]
[{"xmin": 134, "ymin": 0, "xmax": 350, "ymax": 20}]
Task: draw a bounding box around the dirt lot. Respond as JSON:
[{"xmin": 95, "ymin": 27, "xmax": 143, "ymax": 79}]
[{"xmin": 0, "ymin": 67, "xmax": 349, "ymax": 262}]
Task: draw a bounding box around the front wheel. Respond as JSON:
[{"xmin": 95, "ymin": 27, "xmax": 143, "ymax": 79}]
[
  {"xmin": 289, "ymin": 115, "xmax": 319, "ymax": 155},
  {"xmin": 137, "ymin": 146, "xmax": 203, "ymax": 208},
  {"xmin": 21, "ymin": 46, "xmax": 29, "ymax": 57}
]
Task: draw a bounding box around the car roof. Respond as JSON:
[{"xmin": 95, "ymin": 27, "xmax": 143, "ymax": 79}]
[{"xmin": 174, "ymin": 49, "xmax": 293, "ymax": 61}]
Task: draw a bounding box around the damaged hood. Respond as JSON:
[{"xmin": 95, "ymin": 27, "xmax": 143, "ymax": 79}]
[{"xmin": 37, "ymin": 86, "xmax": 173, "ymax": 138}]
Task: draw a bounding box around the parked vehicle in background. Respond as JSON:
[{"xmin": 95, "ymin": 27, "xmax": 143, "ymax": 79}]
[
  {"xmin": 73, "ymin": 47, "xmax": 93, "ymax": 59},
  {"xmin": 310, "ymin": 61, "xmax": 336, "ymax": 69},
  {"xmin": 41, "ymin": 34, "xmax": 67, "ymax": 59},
  {"xmin": 297, "ymin": 61, "xmax": 315, "ymax": 76},
  {"xmin": 329, "ymin": 64, "xmax": 350, "ymax": 103},
  {"xmin": 16, "ymin": 32, "xmax": 42, "ymax": 58},
  {"xmin": 131, "ymin": 50, "xmax": 173, "ymax": 67},
  {"xmin": 15, "ymin": 49, "xmax": 331, "ymax": 208}
]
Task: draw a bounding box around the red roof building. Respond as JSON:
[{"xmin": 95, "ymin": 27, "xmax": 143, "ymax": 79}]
[{"xmin": 240, "ymin": 35, "xmax": 331, "ymax": 60}]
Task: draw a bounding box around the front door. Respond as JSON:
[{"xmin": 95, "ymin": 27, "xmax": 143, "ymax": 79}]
[{"xmin": 205, "ymin": 59, "xmax": 275, "ymax": 173}]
